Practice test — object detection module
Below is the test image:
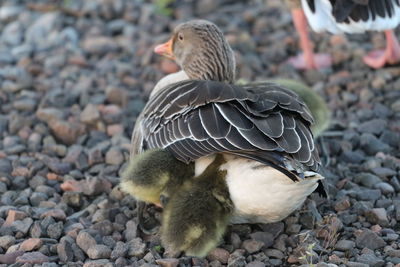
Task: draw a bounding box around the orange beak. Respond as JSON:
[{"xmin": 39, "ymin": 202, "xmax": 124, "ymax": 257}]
[{"xmin": 154, "ymin": 38, "xmax": 175, "ymax": 60}]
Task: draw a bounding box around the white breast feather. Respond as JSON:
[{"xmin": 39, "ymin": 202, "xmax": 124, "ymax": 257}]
[{"xmin": 195, "ymin": 155, "xmax": 324, "ymax": 224}]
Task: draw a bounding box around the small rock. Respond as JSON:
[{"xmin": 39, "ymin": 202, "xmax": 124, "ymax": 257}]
[
  {"xmin": 49, "ymin": 120, "xmax": 86, "ymax": 145},
  {"xmin": 57, "ymin": 238, "xmax": 74, "ymax": 262},
  {"xmin": 110, "ymin": 241, "xmax": 127, "ymax": 260},
  {"xmin": 356, "ymin": 253, "xmax": 385, "ymax": 267},
  {"xmin": 356, "ymin": 189, "xmax": 381, "ymax": 201},
  {"xmin": 127, "ymin": 238, "xmax": 146, "ymax": 257},
  {"xmin": 77, "ymin": 231, "xmax": 97, "ymax": 253},
  {"xmin": 12, "ymin": 217, "xmax": 33, "ymax": 235},
  {"xmin": 87, "ymin": 244, "xmax": 112, "ymax": 259},
  {"xmin": 334, "ymin": 198, "xmax": 351, "ymax": 212},
  {"xmin": 356, "ymin": 229, "xmax": 386, "ymax": 250},
  {"xmin": 16, "ymin": 252, "xmax": 49, "ymax": 264},
  {"xmin": 83, "ymin": 259, "xmax": 113, "ymax": 267},
  {"xmin": 245, "ymin": 261, "xmax": 265, "ymax": 267},
  {"xmin": 0, "ymin": 251, "xmax": 24, "ymax": 265},
  {"xmin": 40, "ymin": 209, "xmax": 67, "ymax": 221},
  {"xmin": 123, "ymin": 220, "xmax": 137, "ymax": 241},
  {"xmin": 4, "ymin": 210, "xmax": 27, "ymax": 226},
  {"xmin": 242, "ymin": 239, "xmax": 264, "ymax": 254},
  {"xmin": 36, "ymin": 108, "xmax": 64, "ymax": 123},
  {"xmin": 47, "ymin": 221, "xmax": 63, "ymax": 239},
  {"xmin": 80, "ymin": 103, "xmax": 101, "ymax": 124},
  {"xmin": 354, "ymin": 173, "xmax": 381, "ymax": 188},
  {"xmin": 46, "ymin": 161, "xmax": 71, "ymax": 175},
  {"xmin": 105, "ymin": 147, "xmax": 124, "ymax": 165},
  {"xmin": 249, "ymin": 232, "xmax": 274, "ymax": 247},
  {"xmin": 62, "ymin": 191, "xmax": 83, "ymax": 207},
  {"xmin": 82, "ymin": 36, "xmax": 119, "ymax": 54},
  {"xmin": 365, "ymin": 208, "xmax": 389, "ymax": 227},
  {"xmin": 20, "ymin": 238, "xmax": 43, "ymax": 252},
  {"xmin": 358, "ymin": 119, "xmax": 387, "ymax": 135},
  {"xmin": 207, "ymin": 248, "xmax": 230, "ymax": 264},
  {"xmin": 375, "ymin": 182, "xmax": 395, "ymax": 194},
  {"xmin": 335, "ymin": 240, "xmax": 355, "ymax": 251},
  {"xmin": 0, "ymin": 235, "xmax": 15, "ymax": 249},
  {"xmin": 156, "ymin": 258, "xmax": 179, "ymax": 267}
]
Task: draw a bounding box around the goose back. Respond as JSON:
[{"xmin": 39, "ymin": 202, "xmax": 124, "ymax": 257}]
[{"xmin": 132, "ymin": 80, "xmax": 320, "ymax": 176}]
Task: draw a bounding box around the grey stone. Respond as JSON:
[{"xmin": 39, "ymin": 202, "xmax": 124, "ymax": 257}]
[
  {"xmin": 77, "ymin": 231, "xmax": 97, "ymax": 253},
  {"xmin": 126, "ymin": 238, "xmax": 146, "ymax": 257},
  {"xmin": 87, "ymin": 244, "xmax": 112, "ymax": 259},
  {"xmin": 242, "ymin": 239, "xmax": 264, "ymax": 254},
  {"xmin": 335, "ymin": 240, "xmax": 355, "ymax": 251},
  {"xmin": 365, "ymin": 208, "xmax": 389, "ymax": 226},
  {"xmin": 110, "ymin": 241, "xmax": 127, "ymax": 260},
  {"xmin": 356, "ymin": 229, "xmax": 386, "ymax": 250},
  {"xmin": 57, "ymin": 238, "xmax": 74, "ymax": 262},
  {"xmin": 249, "ymin": 232, "xmax": 274, "ymax": 247},
  {"xmin": 264, "ymin": 248, "xmax": 284, "ymax": 259},
  {"xmin": 0, "ymin": 235, "xmax": 15, "ymax": 249},
  {"xmin": 105, "ymin": 147, "xmax": 124, "ymax": 165},
  {"xmin": 356, "ymin": 253, "xmax": 385, "ymax": 267},
  {"xmin": 47, "ymin": 221, "xmax": 63, "ymax": 239},
  {"xmin": 354, "ymin": 173, "xmax": 381, "ymax": 188}
]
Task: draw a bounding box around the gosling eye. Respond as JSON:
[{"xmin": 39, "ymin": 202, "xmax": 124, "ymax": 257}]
[{"xmin": 178, "ymin": 33, "xmax": 184, "ymax": 41}]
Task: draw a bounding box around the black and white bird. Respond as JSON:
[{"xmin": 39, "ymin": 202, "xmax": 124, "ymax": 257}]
[
  {"xmin": 121, "ymin": 20, "xmax": 325, "ymax": 256},
  {"xmin": 287, "ymin": 0, "xmax": 400, "ymax": 69}
]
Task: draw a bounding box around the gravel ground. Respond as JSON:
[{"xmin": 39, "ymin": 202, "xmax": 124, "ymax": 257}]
[{"xmin": 0, "ymin": 0, "xmax": 399, "ymax": 266}]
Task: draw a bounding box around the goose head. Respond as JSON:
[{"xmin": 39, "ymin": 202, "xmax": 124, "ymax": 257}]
[{"xmin": 154, "ymin": 20, "xmax": 236, "ymax": 84}]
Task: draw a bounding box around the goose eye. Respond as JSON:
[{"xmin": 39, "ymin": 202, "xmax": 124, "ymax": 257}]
[{"xmin": 178, "ymin": 33, "xmax": 184, "ymax": 41}]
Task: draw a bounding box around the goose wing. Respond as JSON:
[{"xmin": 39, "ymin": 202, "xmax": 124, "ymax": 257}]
[{"xmin": 132, "ymin": 80, "xmax": 320, "ymax": 172}]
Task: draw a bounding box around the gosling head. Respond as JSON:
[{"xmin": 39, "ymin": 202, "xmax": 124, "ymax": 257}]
[{"xmin": 154, "ymin": 20, "xmax": 236, "ymax": 83}]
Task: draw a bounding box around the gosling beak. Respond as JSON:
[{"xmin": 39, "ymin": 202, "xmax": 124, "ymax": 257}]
[{"xmin": 154, "ymin": 38, "xmax": 175, "ymax": 60}]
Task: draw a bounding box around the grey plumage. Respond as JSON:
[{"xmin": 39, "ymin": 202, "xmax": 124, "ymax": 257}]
[{"xmin": 134, "ymin": 80, "xmax": 320, "ymax": 175}]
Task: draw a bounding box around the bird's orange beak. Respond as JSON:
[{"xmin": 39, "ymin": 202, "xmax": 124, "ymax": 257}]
[{"xmin": 154, "ymin": 38, "xmax": 175, "ymax": 60}]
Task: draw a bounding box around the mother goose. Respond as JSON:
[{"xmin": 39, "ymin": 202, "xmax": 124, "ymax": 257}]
[
  {"xmin": 287, "ymin": 0, "xmax": 400, "ymax": 69},
  {"xmin": 121, "ymin": 20, "xmax": 325, "ymax": 255}
]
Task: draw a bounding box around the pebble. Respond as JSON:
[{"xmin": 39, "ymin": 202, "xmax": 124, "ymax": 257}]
[
  {"xmin": 20, "ymin": 238, "xmax": 43, "ymax": 252},
  {"xmin": 49, "ymin": 120, "xmax": 86, "ymax": 145},
  {"xmin": 335, "ymin": 240, "xmax": 355, "ymax": 251},
  {"xmin": 0, "ymin": 235, "xmax": 16, "ymax": 249},
  {"xmin": 356, "ymin": 253, "xmax": 385, "ymax": 267},
  {"xmin": 57, "ymin": 238, "xmax": 74, "ymax": 262},
  {"xmin": 110, "ymin": 241, "xmax": 127, "ymax": 260},
  {"xmin": 156, "ymin": 258, "xmax": 180, "ymax": 267},
  {"xmin": 127, "ymin": 238, "xmax": 146, "ymax": 258},
  {"xmin": 105, "ymin": 147, "xmax": 124, "ymax": 165},
  {"xmin": 207, "ymin": 248, "xmax": 230, "ymax": 264},
  {"xmin": 4, "ymin": 210, "xmax": 27, "ymax": 226},
  {"xmin": 77, "ymin": 231, "xmax": 97, "ymax": 254},
  {"xmin": 365, "ymin": 208, "xmax": 389, "ymax": 226},
  {"xmin": 87, "ymin": 244, "xmax": 112, "ymax": 259},
  {"xmin": 81, "ymin": 104, "xmax": 101, "ymax": 124},
  {"xmin": 242, "ymin": 240, "xmax": 264, "ymax": 254},
  {"xmin": 249, "ymin": 232, "xmax": 274, "ymax": 247},
  {"xmin": 16, "ymin": 251, "xmax": 49, "ymax": 264},
  {"xmin": 356, "ymin": 229, "xmax": 386, "ymax": 250}
]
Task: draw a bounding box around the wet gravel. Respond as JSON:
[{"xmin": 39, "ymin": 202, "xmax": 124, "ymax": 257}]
[{"xmin": 0, "ymin": 0, "xmax": 400, "ymax": 266}]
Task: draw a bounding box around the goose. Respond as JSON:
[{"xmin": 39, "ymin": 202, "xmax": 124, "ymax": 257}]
[
  {"xmin": 121, "ymin": 20, "xmax": 326, "ymax": 256},
  {"xmin": 287, "ymin": 0, "xmax": 400, "ymax": 69}
]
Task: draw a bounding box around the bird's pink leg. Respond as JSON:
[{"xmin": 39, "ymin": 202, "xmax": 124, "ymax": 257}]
[
  {"xmin": 363, "ymin": 30, "xmax": 400, "ymax": 69},
  {"xmin": 288, "ymin": 8, "xmax": 332, "ymax": 70}
]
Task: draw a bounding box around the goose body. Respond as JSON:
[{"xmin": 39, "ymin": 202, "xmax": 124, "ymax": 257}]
[
  {"xmin": 123, "ymin": 20, "xmax": 326, "ymax": 257},
  {"xmin": 287, "ymin": 0, "xmax": 400, "ymax": 69},
  {"xmin": 302, "ymin": 0, "xmax": 400, "ymax": 34},
  {"xmin": 132, "ymin": 78, "xmax": 324, "ymax": 224}
]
